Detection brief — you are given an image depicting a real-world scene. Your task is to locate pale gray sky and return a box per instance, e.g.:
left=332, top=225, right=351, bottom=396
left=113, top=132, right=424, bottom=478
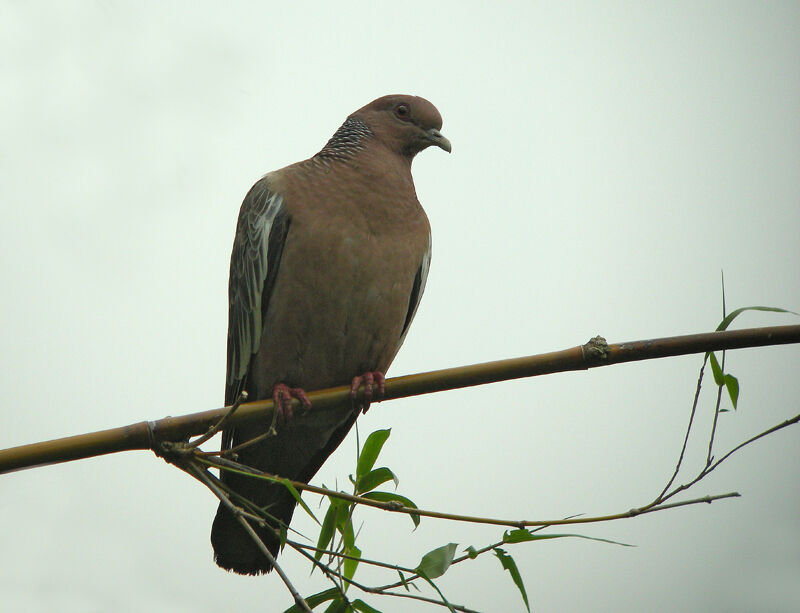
left=1, top=2, right=798, bottom=612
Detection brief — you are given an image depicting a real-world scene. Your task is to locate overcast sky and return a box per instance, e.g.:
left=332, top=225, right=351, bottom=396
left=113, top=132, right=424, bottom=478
left=1, top=2, right=798, bottom=612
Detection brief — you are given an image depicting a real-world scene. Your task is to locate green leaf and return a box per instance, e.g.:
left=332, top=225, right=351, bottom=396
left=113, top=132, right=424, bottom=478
left=503, top=528, right=536, bottom=544
left=361, top=491, right=420, bottom=527
left=716, top=305, right=798, bottom=331
left=281, top=588, right=340, bottom=612
left=494, top=548, right=530, bottom=612
left=322, top=599, right=348, bottom=613
left=502, top=529, right=633, bottom=547
left=724, top=373, right=739, bottom=409
left=710, top=301, right=797, bottom=412
left=331, top=502, right=355, bottom=550
left=396, top=570, right=410, bottom=591
left=356, top=429, right=391, bottom=481
left=708, top=353, right=740, bottom=410
left=279, top=525, right=288, bottom=552
left=315, top=504, right=339, bottom=562
left=464, top=545, right=479, bottom=559
left=709, top=351, right=725, bottom=386
left=279, top=478, right=319, bottom=525
left=356, top=467, right=398, bottom=494
left=351, top=600, right=382, bottom=613
left=330, top=493, right=351, bottom=510
left=343, top=545, right=362, bottom=591
left=415, top=543, right=457, bottom=579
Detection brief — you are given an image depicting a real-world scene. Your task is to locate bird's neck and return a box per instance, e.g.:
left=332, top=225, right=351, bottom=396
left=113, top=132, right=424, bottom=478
left=310, top=117, right=415, bottom=189
left=315, top=117, right=374, bottom=161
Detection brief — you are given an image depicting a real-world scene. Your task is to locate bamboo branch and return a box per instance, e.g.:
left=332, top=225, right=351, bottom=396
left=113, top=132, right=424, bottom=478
left=196, top=455, right=750, bottom=529
left=1, top=324, right=798, bottom=474
left=182, top=461, right=312, bottom=613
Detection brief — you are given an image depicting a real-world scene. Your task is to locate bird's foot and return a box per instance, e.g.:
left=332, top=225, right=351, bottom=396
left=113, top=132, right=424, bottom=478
left=350, top=371, right=386, bottom=413
left=272, top=383, right=311, bottom=424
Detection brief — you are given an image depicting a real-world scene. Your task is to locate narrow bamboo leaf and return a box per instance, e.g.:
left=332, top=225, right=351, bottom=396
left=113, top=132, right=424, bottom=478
left=464, top=545, right=479, bottom=559
left=493, top=548, right=530, bottom=612
left=356, top=467, right=398, bottom=494
left=281, top=588, right=340, bottom=612
left=356, top=429, right=391, bottom=481
left=502, top=529, right=633, bottom=547
left=415, top=543, right=457, bottom=579
left=340, top=513, right=355, bottom=550
left=396, top=570, right=410, bottom=592
left=279, top=525, right=288, bottom=552
left=334, top=503, right=348, bottom=532
left=315, top=504, right=339, bottom=562
left=716, top=305, right=797, bottom=331
left=351, top=599, right=382, bottom=613
left=724, top=374, right=739, bottom=409
left=343, top=545, right=362, bottom=589
left=328, top=490, right=351, bottom=508
left=279, top=478, right=319, bottom=525
left=709, top=351, right=725, bottom=385
left=322, top=599, right=347, bottom=613
left=361, top=491, right=421, bottom=527
left=708, top=353, right=739, bottom=410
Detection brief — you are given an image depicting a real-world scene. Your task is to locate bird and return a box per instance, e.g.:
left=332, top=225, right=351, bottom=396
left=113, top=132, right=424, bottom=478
left=210, top=94, right=451, bottom=575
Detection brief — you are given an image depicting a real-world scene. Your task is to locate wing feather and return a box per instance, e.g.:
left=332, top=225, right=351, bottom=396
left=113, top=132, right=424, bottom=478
left=225, top=178, right=290, bottom=407
left=398, top=232, right=431, bottom=348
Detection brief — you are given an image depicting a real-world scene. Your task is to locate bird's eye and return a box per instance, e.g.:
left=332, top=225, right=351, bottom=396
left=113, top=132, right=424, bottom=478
left=394, top=104, right=410, bottom=119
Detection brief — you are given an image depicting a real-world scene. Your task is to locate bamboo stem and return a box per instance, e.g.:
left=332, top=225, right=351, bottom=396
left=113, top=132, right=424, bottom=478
left=1, top=324, right=797, bottom=474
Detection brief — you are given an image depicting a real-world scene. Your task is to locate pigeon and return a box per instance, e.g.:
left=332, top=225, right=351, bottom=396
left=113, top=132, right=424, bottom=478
left=211, top=94, right=450, bottom=575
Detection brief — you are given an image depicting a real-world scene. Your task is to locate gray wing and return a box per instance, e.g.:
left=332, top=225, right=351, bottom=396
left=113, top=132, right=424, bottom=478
left=225, top=177, right=291, bottom=408
left=397, top=232, right=431, bottom=348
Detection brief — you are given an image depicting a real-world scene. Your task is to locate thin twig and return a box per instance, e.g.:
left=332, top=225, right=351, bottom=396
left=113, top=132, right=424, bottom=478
left=290, top=538, right=477, bottom=611
left=706, top=379, right=724, bottom=466
left=186, top=391, right=248, bottom=450
left=373, top=539, right=504, bottom=593
left=193, top=401, right=797, bottom=536
left=182, top=461, right=312, bottom=613
left=706, top=272, right=728, bottom=465
left=710, top=413, right=800, bottom=471
left=376, top=590, right=483, bottom=613
left=654, top=353, right=708, bottom=505
left=289, top=541, right=418, bottom=574
left=201, top=449, right=744, bottom=528
left=196, top=461, right=296, bottom=531
left=221, top=425, right=277, bottom=458
left=655, top=413, right=800, bottom=505
left=289, top=543, right=353, bottom=606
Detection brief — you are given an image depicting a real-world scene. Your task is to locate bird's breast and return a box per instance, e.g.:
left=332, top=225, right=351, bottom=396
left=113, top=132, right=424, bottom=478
left=247, top=206, right=427, bottom=394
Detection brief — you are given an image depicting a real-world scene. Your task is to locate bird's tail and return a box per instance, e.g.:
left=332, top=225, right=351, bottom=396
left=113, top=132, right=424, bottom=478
left=210, top=479, right=297, bottom=575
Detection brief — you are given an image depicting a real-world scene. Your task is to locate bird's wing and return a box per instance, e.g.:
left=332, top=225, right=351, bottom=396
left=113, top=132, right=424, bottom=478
left=224, top=177, right=291, bottom=426
left=398, top=231, right=431, bottom=348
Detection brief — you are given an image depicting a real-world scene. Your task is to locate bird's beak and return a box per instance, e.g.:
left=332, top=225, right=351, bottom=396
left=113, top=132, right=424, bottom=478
left=426, top=128, right=452, bottom=153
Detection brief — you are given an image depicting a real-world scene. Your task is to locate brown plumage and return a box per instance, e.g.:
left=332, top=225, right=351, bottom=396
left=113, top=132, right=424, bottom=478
left=211, top=95, right=450, bottom=575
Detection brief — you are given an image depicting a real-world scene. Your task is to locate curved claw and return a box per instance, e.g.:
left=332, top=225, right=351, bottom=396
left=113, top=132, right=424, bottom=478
left=272, top=383, right=311, bottom=424
left=350, top=371, right=386, bottom=413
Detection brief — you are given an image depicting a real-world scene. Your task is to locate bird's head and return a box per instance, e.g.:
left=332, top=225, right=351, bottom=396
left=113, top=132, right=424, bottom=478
left=351, top=94, right=452, bottom=160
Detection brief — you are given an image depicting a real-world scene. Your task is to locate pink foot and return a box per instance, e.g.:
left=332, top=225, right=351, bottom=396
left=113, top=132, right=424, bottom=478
left=350, top=371, right=386, bottom=413
left=272, top=383, right=311, bottom=423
